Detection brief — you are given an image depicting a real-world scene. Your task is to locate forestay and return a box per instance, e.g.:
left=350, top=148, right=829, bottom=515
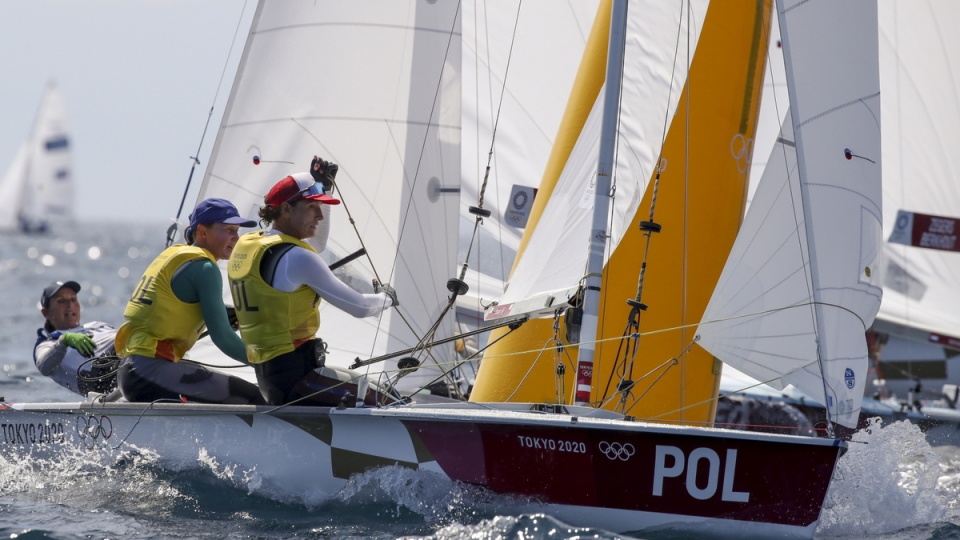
left=697, top=0, right=882, bottom=429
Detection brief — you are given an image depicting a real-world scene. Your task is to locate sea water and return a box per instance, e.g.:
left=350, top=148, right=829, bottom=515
left=2, top=222, right=960, bottom=539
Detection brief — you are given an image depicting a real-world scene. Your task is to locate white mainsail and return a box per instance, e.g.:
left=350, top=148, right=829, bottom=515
left=698, top=0, right=882, bottom=429
left=197, top=2, right=463, bottom=390
left=195, top=1, right=599, bottom=392
left=0, top=82, right=73, bottom=233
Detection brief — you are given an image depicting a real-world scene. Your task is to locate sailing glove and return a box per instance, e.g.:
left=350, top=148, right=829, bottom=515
left=62, top=332, right=96, bottom=357
left=310, top=155, right=339, bottom=192
left=373, top=280, right=399, bottom=307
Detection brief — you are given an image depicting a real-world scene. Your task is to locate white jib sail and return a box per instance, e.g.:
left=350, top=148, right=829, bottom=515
left=698, top=0, right=882, bottom=429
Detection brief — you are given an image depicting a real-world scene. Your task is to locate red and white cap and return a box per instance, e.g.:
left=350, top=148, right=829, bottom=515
left=265, top=172, right=340, bottom=208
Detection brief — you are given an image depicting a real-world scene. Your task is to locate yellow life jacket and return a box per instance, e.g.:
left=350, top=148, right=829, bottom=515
left=115, top=245, right=215, bottom=361
left=228, top=231, right=321, bottom=364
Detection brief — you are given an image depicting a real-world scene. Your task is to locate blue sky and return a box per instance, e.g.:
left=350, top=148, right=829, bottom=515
left=0, top=0, right=256, bottom=224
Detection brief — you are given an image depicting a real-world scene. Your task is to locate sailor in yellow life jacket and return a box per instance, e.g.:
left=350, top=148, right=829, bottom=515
left=115, top=198, right=265, bottom=404
left=228, top=158, right=398, bottom=405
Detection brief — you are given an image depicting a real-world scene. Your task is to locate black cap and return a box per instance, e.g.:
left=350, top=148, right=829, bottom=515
left=40, top=280, right=81, bottom=309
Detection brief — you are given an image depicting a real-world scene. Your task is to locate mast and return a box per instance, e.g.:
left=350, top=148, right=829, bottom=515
left=573, top=0, right=628, bottom=406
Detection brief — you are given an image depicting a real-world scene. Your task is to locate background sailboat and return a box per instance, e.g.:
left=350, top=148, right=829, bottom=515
left=0, top=81, right=74, bottom=234
left=866, top=1, right=960, bottom=402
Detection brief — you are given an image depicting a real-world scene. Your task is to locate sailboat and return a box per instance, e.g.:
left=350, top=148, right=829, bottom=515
left=0, top=1, right=879, bottom=536
left=0, top=81, right=74, bottom=234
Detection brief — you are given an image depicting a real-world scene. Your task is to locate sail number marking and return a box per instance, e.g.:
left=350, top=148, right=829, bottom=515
left=653, top=445, right=750, bottom=502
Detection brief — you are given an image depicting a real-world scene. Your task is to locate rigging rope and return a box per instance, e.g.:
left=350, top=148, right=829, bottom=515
left=165, top=0, right=251, bottom=247
left=593, top=0, right=689, bottom=410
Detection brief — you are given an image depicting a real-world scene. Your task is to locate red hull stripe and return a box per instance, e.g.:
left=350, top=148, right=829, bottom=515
left=406, top=420, right=838, bottom=527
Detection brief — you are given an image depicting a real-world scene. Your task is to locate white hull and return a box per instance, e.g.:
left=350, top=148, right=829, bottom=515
left=1, top=400, right=839, bottom=537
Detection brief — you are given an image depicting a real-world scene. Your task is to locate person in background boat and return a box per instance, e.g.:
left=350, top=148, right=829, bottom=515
left=114, top=198, right=265, bottom=405
left=228, top=158, right=399, bottom=405
left=34, top=280, right=120, bottom=399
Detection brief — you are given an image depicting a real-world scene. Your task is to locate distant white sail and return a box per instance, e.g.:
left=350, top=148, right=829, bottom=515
left=0, top=143, right=28, bottom=231
left=459, top=1, right=598, bottom=286
left=0, top=82, right=73, bottom=233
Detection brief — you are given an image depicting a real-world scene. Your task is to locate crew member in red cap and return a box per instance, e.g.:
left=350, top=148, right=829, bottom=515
left=115, top=198, right=265, bottom=404
left=228, top=157, right=398, bottom=405
left=34, top=280, right=119, bottom=398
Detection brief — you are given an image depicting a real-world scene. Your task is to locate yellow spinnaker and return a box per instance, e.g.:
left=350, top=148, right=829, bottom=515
left=472, top=0, right=771, bottom=427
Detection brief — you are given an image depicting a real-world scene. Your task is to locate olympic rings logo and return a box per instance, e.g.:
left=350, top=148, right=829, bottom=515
left=76, top=415, right=113, bottom=448
left=730, top=133, right=754, bottom=174
left=599, top=441, right=635, bottom=461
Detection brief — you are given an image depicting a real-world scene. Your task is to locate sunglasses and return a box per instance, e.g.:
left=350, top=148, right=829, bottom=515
left=285, top=182, right=326, bottom=205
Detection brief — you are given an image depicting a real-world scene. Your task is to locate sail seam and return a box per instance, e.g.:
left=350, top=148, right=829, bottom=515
left=254, top=22, right=462, bottom=38
left=797, top=91, right=880, bottom=127
left=222, top=118, right=457, bottom=129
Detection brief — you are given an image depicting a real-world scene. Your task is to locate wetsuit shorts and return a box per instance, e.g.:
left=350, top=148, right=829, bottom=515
left=118, top=355, right=264, bottom=405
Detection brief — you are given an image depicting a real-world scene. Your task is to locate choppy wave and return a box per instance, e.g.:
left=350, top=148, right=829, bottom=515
left=818, top=418, right=960, bottom=538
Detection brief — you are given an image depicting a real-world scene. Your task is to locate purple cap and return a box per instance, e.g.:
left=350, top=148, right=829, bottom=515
left=189, top=198, right=257, bottom=229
